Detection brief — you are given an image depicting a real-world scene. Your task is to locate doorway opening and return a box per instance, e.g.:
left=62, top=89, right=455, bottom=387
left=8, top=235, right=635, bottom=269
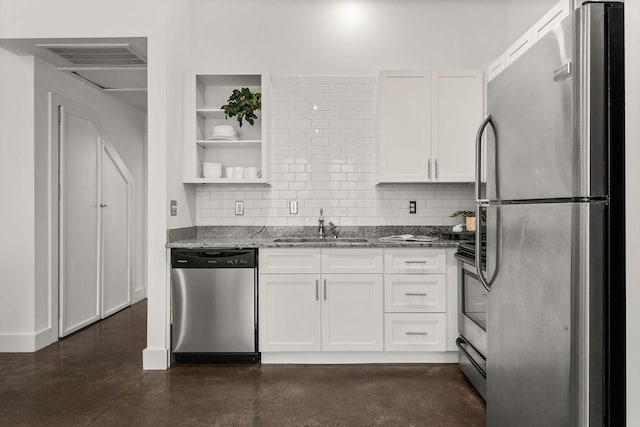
left=0, top=37, right=148, bottom=346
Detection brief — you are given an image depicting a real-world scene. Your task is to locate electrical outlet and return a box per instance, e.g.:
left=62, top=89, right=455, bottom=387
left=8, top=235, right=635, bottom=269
left=289, top=200, right=298, bottom=215
left=409, top=201, right=417, bottom=214
left=235, top=201, right=244, bottom=215
left=170, top=200, right=177, bottom=216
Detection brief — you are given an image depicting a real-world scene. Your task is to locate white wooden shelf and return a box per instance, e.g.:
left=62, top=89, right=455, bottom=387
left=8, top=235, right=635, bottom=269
left=196, top=140, right=262, bottom=149
left=184, top=177, right=269, bottom=185
left=196, top=108, right=225, bottom=119
left=184, top=73, right=268, bottom=184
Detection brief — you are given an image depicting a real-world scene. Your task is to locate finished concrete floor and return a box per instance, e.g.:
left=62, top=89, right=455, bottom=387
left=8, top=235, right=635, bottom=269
left=0, top=301, right=486, bottom=426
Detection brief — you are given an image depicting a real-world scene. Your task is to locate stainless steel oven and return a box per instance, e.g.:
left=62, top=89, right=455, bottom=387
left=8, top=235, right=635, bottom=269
left=455, top=242, right=487, bottom=400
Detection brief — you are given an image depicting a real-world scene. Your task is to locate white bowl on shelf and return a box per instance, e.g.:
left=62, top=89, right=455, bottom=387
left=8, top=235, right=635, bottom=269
left=202, top=162, right=222, bottom=178
left=213, top=125, right=237, bottom=136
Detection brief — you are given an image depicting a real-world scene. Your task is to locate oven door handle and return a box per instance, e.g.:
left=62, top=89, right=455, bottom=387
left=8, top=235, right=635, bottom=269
left=456, top=337, right=486, bottom=379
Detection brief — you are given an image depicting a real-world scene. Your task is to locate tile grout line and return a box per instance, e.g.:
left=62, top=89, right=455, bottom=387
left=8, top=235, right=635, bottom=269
left=87, top=370, right=150, bottom=426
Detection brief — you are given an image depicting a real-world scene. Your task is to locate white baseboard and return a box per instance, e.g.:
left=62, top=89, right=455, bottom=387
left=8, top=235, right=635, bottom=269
left=34, top=327, right=57, bottom=351
left=132, top=287, right=147, bottom=304
left=143, top=347, right=169, bottom=370
left=0, top=333, right=37, bottom=352
left=260, top=351, right=459, bottom=364
left=0, top=327, right=58, bottom=353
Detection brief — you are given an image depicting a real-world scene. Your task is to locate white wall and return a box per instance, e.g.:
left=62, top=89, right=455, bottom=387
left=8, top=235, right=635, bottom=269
left=0, top=48, right=36, bottom=351
left=32, top=57, right=147, bottom=345
left=504, top=0, right=558, bottom=44
left=188, top=0, right=508, bottom=228
left=192, top=0, right=508, bottom=74
left=0, top=0, right=184, bottom=367
left=626, top=0, right=640, bottom=424
left=166, top=1, right=195, bottom=229
left=196, top=75, right=475, bottom=226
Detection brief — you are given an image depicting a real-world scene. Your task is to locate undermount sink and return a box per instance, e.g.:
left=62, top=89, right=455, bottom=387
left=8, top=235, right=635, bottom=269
left=272, top=237, right=368, bottom=243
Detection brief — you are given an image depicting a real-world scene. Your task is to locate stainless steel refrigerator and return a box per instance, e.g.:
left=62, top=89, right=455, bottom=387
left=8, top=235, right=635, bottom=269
left=474, top=3, right=625, bottom=426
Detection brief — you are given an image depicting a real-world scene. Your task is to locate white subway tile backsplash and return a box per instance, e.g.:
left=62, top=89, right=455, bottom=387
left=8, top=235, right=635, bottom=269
left=195, top=75, right=475, bottom=227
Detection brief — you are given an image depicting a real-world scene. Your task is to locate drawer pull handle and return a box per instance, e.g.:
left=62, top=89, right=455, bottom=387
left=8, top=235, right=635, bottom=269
left=405, top=332, right=428, bottom=336
left=405, top=292, right=427, bottom=296
left=405, top=260, right=427, bottom=264
left=315, top=280, right=319, bottom=301
left=324, top=279, right=327, bottom=300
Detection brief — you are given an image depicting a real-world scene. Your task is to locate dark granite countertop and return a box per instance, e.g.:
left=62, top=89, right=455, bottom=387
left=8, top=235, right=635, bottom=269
left=166, top=226, right=473, bottom=249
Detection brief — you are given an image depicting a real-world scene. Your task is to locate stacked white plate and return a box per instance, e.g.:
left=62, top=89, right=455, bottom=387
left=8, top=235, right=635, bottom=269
left=206, top=125, right=238, bottom=140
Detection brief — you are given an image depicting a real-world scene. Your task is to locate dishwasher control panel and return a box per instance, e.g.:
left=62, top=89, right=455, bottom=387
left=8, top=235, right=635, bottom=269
left=171, top=249, right=257, bottom=268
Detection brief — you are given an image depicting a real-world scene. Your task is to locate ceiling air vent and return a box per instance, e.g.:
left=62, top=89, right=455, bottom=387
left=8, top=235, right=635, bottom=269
left=36, top=43, right=146, bottom=66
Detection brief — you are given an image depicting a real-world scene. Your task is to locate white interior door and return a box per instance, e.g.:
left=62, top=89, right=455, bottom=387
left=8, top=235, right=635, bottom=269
left=59, top=106, right=101, bottom=337
left=101, top=143, right=133, bottom=318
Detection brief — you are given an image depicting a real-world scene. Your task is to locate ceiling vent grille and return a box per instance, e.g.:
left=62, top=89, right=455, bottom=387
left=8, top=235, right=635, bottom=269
left=36, top=43, right=146, bottom=66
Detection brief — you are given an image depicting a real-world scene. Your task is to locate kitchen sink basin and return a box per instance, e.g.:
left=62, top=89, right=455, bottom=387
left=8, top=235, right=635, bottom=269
left=272, top=237, right=368, bottom=243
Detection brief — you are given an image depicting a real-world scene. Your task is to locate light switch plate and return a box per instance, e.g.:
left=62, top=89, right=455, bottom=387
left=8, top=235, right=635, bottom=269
left=170, top=200, right=177, bottom=216
left=409, top=201, right=417, bottom=214
left=235, top=201, right=244, bottom=215
left=289, top=200, right=298, bottom=215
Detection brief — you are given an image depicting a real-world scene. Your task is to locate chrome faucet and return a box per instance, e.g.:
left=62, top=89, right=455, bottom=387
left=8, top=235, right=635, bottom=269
left=328, top=222, right=338, bottom=239
left=318, top=209, right=326, bottom=238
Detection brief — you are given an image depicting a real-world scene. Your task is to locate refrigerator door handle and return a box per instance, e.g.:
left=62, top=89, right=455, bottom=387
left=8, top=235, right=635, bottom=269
left=475, top=114, right=493, bottom=205
left=475, top=114, right=495, bottom=292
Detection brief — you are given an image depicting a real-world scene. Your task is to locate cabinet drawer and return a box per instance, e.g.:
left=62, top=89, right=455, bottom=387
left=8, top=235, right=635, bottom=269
left=384, top=249, right=445, bottom=274
left=384, top=274, right=446, bottom=312
left=384, top=313, right=446, bottom=352
left=322, top=249, right=383, bottom=274
left=260, top=249, right=321, bottom=274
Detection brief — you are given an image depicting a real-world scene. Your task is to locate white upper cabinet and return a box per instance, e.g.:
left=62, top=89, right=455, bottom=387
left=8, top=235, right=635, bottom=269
left=377, top=70, right=432, bottom=182
left=431, top=70, right=484, bottom=182
left=377, top=69, right=483, bottom=183
left=183, top=73, right=268, bottom=184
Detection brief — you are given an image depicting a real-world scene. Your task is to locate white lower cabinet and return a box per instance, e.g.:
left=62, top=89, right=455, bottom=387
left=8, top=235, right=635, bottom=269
left=383, top=249, right=449, bottom=352
left=259, top=247, right=456, bottom=361
left=384, top=313, right=446, bottom=352
left=259, top=248, right=383, bottom=353
left=384, top=274, right=446, bottom=312
left=322, top=274, right=383, bottom=351
left=259, top=274, right=321, bottom=351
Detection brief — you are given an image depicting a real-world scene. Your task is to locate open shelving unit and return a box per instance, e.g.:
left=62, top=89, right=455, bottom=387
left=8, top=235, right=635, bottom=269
left=183, top=74, right=268, bottom=184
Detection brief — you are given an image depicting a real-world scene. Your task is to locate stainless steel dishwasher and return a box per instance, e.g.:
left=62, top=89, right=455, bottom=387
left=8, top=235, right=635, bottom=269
left=170, top=248, right=259, bottom=363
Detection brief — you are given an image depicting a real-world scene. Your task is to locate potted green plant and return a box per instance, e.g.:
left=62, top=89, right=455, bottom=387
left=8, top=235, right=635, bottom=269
left=451, top=210, right=486, bottom=232
left=221, top=87, right=262, bottom=127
